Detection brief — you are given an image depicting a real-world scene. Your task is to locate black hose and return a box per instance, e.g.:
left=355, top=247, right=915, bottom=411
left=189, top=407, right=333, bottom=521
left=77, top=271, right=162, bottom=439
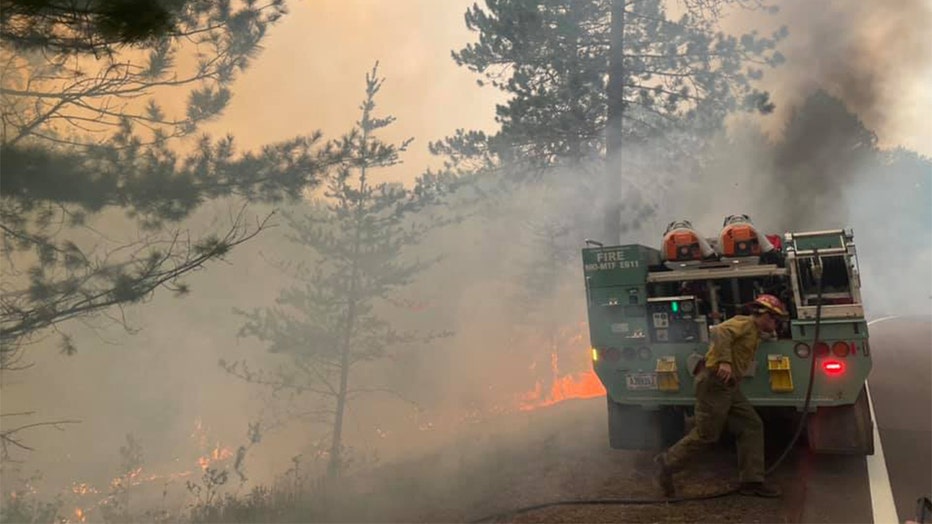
left=469, top=256, right=826, bottom=524
left=766, top=261, right=823, bottom=475
left=469, top=490, right=735, bottom=523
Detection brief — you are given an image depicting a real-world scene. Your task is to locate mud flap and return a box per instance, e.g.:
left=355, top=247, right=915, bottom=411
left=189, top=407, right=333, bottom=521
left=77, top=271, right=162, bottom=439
left=607, top=397, right=685, bottom=450
left=806, top=386, right=875, bottom=455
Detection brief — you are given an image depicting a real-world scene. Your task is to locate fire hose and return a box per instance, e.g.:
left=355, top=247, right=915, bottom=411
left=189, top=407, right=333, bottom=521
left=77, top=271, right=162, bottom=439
left=470, top=257, right=827, bottom=523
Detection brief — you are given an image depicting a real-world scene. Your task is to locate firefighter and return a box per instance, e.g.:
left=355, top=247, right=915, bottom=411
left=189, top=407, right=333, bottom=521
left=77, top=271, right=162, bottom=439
left=653, top=294, right=789, bottom=498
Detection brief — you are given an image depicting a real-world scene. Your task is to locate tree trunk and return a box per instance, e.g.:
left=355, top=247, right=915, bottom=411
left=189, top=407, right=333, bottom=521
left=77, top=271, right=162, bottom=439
left=327, top=130, right=369, bottom=480
left=328, top=297, right=354, bottom=480
left=604, top=0, right=625, bottom=244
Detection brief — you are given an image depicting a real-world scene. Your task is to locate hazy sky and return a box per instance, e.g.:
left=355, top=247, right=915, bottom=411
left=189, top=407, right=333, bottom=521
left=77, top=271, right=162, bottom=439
left=204, top=0, right=931, bottom=185
left=202, top=0, right=505, bottom=182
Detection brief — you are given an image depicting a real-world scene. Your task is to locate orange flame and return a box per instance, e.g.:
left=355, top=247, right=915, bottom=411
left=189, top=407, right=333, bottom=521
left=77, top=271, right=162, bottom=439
left=71, top=483, right=99, bottom=496
left=519, top=365, right=605, bottom=410
left=197, top=443, right=234, bottom=471
left=518, top=324, right=606, bottom=411
left=55, top=419, right=238, bottom=523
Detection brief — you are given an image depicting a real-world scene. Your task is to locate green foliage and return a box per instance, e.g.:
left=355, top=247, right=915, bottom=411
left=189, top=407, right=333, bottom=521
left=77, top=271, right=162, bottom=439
left=228, top=64, right=451, bottom=480
left=436, top=0, right=786, bottom=166
left=0, top=0, right=287, bottom=57
left=0, top=124, right=327, bottom=227
left=427, top=0, right=790, bottom=359
left=1, top=0, right=287, bottom=149
left=2, top=0, right=179, bottom=54
left=0, top=0, right=338, bottom=362
left=0, top=206, right=278, bottom=369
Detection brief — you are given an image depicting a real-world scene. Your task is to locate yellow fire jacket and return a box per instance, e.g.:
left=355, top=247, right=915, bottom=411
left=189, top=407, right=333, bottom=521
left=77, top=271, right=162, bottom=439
left=704, top=315, right=761, bottom=378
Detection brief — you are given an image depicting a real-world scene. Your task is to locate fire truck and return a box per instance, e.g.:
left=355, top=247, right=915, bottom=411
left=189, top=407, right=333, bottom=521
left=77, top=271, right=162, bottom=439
left=582, top=216, right=874, bottom=455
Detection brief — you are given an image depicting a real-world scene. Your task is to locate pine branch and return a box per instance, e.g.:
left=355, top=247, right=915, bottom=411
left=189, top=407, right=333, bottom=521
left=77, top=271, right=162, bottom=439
left=1, top=211, right=275, bottom=367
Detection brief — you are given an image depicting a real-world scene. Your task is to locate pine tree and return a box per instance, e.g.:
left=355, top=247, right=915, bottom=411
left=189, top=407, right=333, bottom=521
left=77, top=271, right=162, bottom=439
left=225, top=64, right=450, bottom=480
left=430, top=0, right=787, bottom=395
left=437, top=0, right=785, bottom=167
left=0, top=0, right=268, bottom=56
left=0, top=0, right=334, bottom=364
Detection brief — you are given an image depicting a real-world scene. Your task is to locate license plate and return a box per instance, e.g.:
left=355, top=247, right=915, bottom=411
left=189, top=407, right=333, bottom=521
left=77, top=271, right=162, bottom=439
left=625, top=372, right=658, bottom=390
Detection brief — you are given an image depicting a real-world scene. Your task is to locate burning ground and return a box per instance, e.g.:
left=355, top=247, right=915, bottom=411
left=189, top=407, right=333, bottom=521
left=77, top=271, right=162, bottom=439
left=2, top=418, right=241, bottom=524
left=0, top=294, right=610, bottom=523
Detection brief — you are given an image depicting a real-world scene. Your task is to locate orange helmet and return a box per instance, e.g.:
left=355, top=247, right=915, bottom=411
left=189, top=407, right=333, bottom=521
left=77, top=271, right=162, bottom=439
left=752, top=294, right=789, bottom=318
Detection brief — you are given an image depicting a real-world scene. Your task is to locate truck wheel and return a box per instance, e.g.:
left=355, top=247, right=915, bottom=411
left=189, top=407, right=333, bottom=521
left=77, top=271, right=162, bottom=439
left=806, top=386, right=875, bottom=455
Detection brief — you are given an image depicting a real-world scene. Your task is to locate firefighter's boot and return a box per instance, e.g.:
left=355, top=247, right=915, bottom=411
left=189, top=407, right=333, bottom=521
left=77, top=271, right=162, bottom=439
left=653, top=453, right=675, bottom=498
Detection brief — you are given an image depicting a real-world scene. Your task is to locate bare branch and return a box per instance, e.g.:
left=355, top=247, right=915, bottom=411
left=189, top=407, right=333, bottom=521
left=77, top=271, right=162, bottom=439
left=0, top=415, right=81, bottom=460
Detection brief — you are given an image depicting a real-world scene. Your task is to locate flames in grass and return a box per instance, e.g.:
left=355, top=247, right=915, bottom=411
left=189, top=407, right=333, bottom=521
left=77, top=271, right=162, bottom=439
left=518, top=323, right=605, bottom=411
left=55, top=419, right=236, bottom=523
left=53, top=324, right=602, bottom=522
left=518, top=352, right=605, bottom=411
left=197, top=443, right=235, bottom=471
left=192, top=417, right=236, bottom=471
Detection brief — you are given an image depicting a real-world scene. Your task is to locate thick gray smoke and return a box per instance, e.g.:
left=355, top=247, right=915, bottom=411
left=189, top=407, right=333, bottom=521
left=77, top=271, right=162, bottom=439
left=768, top=0, right=932, bottom=317
left=748, top=0, right=932, bottom=146
left=649, top=0, right=932, bottom=318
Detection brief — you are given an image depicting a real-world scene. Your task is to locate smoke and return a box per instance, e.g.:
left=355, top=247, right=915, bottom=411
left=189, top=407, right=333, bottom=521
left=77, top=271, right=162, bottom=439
left=663, top=0, right=932, bottom=317
left=736, top=0, right=932, bottom=154
left=768, top=0, right=932, bottom=316
left=0, top=164, right=606, bottom=522
left=0, top=202, right=294, bottom=496
left=2, top=1, right=930, bottom=521
left=200, top=0, right=505, bottom=182
left=783, top=1, right=929, bottom=126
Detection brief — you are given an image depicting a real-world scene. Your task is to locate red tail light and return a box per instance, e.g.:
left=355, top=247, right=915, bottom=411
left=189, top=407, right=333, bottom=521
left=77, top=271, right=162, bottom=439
left=814, top=342, right=830, bottom=357
left=831, top=341, right=850, bottom=357
left=823, top=360, right=845, bottom=375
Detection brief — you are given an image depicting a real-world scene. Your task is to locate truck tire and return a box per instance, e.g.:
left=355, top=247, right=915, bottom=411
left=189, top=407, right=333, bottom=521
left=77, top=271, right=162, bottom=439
left=806, top=386, right=875, bottom=455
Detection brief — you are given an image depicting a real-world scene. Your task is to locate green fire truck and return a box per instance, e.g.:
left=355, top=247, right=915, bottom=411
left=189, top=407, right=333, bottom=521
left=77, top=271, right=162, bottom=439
left=582, top=225, right=874, bottom=455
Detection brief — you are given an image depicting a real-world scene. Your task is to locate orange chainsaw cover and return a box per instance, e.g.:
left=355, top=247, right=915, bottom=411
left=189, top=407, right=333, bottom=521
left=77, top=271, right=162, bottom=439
left=663, top=230, right=704, bottom=261
left=720, top=224, right=762, bottom=257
